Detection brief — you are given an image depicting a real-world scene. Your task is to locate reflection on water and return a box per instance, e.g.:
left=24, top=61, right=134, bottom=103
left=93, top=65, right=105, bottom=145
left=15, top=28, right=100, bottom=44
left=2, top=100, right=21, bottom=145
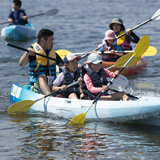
left=7, top=113, right=160, bottom=159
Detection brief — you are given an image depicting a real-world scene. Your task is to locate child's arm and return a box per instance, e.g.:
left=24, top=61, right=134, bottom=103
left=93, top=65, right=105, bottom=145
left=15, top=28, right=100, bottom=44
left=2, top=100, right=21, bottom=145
left=52, top=85, right=67, bottom=91
left=104, top=69, right=118, bottom=78
left=8, top=10, right=13, bottom=23
left=110, top=44, right=123, bottom=56
left=52, top=73, right=67, bottom=91
left=84, top=74, right=101, bottom=93
left=22, top=10, right=27, bottom=20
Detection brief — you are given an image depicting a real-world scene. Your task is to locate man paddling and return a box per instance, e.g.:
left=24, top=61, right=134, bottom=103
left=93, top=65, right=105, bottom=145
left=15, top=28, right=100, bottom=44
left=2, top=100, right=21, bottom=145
left=8, top=0, right=28, bottom=25
left=19, top=28, right=64, bottom=95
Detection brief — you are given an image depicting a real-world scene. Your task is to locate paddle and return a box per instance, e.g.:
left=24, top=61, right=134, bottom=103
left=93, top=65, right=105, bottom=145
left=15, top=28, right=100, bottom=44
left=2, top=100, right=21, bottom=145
left=109, top=88, right=139, bottom=99
left=0, top=40, right=63, bottom=63
left=67, top=35, right=150, bottom=126
left=73, top=46, right=157, bottom=57
left=106, top=52, right=141, bottom=70
left=7, top=81, right=79, bottom=114
left=55, top=50, right=71, bottom=60
left=117, top=8, right=160, bottom=39
left=55, top=50, right=129, bottom=88
left=0, top=9, right=59, bottom=25
left=101, top=46, right=157, bottom=57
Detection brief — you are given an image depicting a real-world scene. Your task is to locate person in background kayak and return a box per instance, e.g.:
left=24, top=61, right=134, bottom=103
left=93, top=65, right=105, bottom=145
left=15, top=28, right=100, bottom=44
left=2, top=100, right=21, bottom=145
left=52, top=53, right=84, bottom=99
left=19, top=28, right=64, bottom=95
left=94, top=30, right=123, bottom=62
left=8, top=0, right=28, bottom=25
left=107, top=18, right=140, bottom=50
left=83, top=53, right=131, bottom=101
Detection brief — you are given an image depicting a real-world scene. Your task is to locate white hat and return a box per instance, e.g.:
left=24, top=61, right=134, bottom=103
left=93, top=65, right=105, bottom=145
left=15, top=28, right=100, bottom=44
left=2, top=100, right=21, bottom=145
left=87, top=53, right=102, bottom=64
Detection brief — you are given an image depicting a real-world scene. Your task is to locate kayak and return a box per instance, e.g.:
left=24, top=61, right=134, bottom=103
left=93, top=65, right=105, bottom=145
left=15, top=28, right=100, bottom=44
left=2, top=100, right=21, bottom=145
left=102, top=55, right=148, bottom=76
left=9, top=83, right=160, bottom=126
left=1, top=23, right=36, bottom=41
left=74, top=52, right=148, bottom=77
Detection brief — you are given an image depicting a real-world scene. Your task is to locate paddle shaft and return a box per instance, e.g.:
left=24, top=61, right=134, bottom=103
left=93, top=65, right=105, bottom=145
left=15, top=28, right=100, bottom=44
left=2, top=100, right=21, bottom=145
left=78, top=46, right=102, bottom=60
left=83, top=37, right=149, bottom=113
left=87, top=54, right=135, bottom=113
left=109, top=88, right=139, bottom=99
left=7, top=43, right=62, bottom=63
left=117, top=8, right=160, bottom=39
left=35, top=81, right=79, bottom=102
left=0, top=9, right=58, bottom=25
left=117, top=19, right=152, bottom=39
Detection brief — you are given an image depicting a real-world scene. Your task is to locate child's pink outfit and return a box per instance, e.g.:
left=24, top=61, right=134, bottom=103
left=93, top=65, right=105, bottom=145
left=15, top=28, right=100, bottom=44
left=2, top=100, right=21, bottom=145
left=84, top=69, right=115, bottom=93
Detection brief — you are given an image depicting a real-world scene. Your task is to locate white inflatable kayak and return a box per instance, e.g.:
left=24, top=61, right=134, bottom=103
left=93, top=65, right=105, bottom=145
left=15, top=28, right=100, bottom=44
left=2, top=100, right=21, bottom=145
left=9, top=83, right=160, bottom=126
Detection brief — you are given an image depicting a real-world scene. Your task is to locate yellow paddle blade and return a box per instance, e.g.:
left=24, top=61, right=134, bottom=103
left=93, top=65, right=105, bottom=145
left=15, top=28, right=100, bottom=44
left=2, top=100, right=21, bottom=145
left=116, top=31, right=126, bottom=45
left=55, top=50, right=71, bottom=60
left=143, top=46, right=157, bottom=56
left=67, top=112, right=86, bottom=126
left=134, top=35, right=150, bottom=57
left=113, top=52, right=141, bottom=68
left=7, top=100, right=35, bottom=114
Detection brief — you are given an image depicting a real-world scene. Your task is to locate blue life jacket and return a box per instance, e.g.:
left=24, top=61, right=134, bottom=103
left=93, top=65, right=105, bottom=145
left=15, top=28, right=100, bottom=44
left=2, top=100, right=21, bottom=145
left=9, top=9, right=27, bottom=25
left=28, top=43, right=57, bottom=83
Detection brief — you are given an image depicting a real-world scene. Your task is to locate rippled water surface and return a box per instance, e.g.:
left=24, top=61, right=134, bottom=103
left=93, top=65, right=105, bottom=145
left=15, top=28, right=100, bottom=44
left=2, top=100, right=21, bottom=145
left=1, top=0, right=160, bottom=159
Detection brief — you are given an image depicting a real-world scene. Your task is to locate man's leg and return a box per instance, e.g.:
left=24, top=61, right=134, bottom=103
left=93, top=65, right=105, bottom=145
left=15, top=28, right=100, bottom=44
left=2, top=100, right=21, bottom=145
left=37, top=74, right=51, bottom=95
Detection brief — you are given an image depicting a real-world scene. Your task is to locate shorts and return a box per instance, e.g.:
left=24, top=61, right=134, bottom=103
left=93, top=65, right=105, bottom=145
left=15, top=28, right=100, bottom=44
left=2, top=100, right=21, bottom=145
left=62, top=92, right=80, bottom=99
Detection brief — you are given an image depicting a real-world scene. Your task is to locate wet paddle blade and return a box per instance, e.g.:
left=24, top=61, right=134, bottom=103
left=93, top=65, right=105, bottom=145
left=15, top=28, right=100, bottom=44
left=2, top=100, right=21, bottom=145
left=56, top=50, right=71, bottom=60
left=45, top=9, right=59, bottom=15
left=113, top=52, right=141, bottom=68
left=151, top=8, right=160, bottom=19
left=143, top=46, right=157, bottom=56
left=67, top=112, right=86, bottom=126
left=134, top=35, right=150, bottom=57
left=7, top=100, right=35, bottom=114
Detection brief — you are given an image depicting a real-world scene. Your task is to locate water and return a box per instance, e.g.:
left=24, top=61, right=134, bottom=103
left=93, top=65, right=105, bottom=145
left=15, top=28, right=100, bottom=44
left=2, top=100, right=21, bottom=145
left=1, top=0, right=160, bottom=159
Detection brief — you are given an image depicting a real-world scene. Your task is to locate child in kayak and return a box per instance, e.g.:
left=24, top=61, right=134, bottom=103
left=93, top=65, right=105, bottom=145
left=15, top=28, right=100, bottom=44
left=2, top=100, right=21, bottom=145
left=52, top=53, right=84, bottom=99
left=8, top=0, right=28, bottom=25
left=94, top=30, right=123, bottom=62
left=83, top=53, right=131, bottom=101
left=107, top=18, right=140, bottom=50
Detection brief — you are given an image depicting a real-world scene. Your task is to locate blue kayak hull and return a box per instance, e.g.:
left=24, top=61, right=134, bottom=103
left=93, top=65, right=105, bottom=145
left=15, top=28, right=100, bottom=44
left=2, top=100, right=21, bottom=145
left=1, top=23, right=36, bottom=41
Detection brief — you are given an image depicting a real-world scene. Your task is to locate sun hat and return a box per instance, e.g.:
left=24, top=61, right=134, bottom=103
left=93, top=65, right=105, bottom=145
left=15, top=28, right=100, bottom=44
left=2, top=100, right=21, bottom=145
left=87, top=53, right=102, bottom=64
left=109, top=18, right=125, bottom=30
left=104, top=30, right=116, bottom=40
left=63, top=53, right=81, bottom=64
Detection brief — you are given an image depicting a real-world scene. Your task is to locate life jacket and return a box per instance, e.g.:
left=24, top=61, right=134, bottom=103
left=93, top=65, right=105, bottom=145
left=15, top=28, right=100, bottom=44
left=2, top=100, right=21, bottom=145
left=10, top=9, right=28, bottom=25
left=116, top=31, right=132, bottom=50
left=60, top=66, right=80, bottom=97
left=101, top=42, right=121, bottom=62
left=28, top=42, right=56, bottom=83
left=82, top=64, right=108, bottom=96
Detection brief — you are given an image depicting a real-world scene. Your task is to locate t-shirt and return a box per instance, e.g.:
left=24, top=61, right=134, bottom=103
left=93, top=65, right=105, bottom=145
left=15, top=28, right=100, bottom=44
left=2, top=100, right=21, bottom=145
left=53, top=72, right=75, bottom=86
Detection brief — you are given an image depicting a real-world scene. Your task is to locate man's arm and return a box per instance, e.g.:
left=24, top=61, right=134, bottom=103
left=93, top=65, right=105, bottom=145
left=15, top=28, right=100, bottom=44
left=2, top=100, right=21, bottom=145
left=19, top=48, right=35, bottom=66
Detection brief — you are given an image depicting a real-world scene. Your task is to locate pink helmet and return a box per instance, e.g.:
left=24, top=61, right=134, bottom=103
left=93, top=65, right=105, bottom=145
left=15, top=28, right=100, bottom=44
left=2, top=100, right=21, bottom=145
left=104, top=30, right=116, bottom=40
